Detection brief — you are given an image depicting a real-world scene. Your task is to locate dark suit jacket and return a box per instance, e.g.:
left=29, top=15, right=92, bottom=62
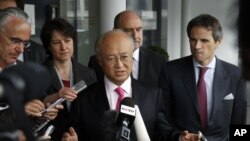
left=157, top=55, right=247, bottom=141
left=88, top=47, right=166, bottom=87
left=23, top=40, right=46, bottom=64
left=70, top=78, right=164, bottom=141
left=43, top=58, right=97, bottom=141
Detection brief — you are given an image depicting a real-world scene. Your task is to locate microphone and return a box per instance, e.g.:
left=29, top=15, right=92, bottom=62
left=103, top=110, right=118, bottom=141
left=33, top=80, right=88, bottom=137
left=115, top=97, right=136, bottom=141
left=40, top=80, right=87, bottom=114
left=1, top=62, right=51, bottom=102
left=0, top=62, right=51, bottom=141
left=134, top=105, right=150, bottom=141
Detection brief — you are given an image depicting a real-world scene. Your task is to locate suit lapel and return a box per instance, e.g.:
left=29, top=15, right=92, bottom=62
left=131, top=79, right=144, bottom=107
left=138, top=48, right=148, bottom=81
left=49, top=64, right=63, bottom=91
left=181, top=56, right=200, bottom=113
left=89, top=82, right=110, bottom=116
left=209, top=59, right=228, bottom=122
left=23, top=48, right=30, bottom=61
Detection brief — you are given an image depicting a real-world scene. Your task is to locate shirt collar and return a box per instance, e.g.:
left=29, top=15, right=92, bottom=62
left=193, top=56, right=216, bottom=69
left=133, top=48, right=140, bottom=61
left=104, top=76, right=132, bottom=94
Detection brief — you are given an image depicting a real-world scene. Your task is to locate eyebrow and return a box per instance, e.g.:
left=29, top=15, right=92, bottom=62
left=10, top=37, right=29, bottom=42
left=123, top=26, right=142, bottom=30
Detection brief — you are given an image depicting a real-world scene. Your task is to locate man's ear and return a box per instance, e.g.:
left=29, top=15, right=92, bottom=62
left=96, top=55, right=102, bottom=67
left=215, top=39, right=222, bottom=49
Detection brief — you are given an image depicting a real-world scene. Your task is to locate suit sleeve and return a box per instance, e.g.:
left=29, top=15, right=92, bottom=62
left=230, top=73, right=247, bottom=124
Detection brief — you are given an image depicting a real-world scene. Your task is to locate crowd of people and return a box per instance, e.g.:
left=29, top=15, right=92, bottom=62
left=0, top=0, right=248, bottom=141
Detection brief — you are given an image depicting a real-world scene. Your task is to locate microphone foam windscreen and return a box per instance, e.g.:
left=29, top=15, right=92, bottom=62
left=2, top=62, right=51, bottom=102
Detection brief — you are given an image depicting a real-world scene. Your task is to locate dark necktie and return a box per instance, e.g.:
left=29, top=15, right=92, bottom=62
left=197, top=67, right=208, bottom=129
left=114, top=87, right=125, bottom=111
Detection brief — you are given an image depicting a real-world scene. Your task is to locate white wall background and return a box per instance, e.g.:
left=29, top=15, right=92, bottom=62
left=167, top=0, right=239, bottom=65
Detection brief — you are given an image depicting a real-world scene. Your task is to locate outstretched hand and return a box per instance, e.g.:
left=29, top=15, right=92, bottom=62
left=61, top=127, right=78, bottom=141
left=180, top=130, right=202, bottom=141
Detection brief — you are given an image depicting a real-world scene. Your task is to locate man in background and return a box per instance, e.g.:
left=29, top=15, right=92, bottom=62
left=0, top=0, right=46, bottom=64
left=88, top=10, right=166, bottom=87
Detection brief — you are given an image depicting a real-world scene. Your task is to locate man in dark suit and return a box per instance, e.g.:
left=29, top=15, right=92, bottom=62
left=88, top=10, right=166, bottom=87
left=71, top=30, right=165, bottom=141
left=0, top=0, right=46, bottom=64
left=156, top=14, right=247, bottom=141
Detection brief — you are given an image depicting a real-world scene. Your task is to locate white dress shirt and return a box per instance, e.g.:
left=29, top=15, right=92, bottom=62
left=104, top=76, right=132, bottom=110
left=132, top=48, right=139, bottom=79
left=193, top=57, right=216, bottom=120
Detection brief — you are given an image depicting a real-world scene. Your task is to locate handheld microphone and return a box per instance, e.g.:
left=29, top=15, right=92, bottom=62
left=0, top=62, right=51, bottom=141
left=33, top=80, right=88, bottom=136
left=115, top=97, right=136, bottom=141
left=134, top=105, right=150, bottom=141
left=40, top=80, right=87, bottom=114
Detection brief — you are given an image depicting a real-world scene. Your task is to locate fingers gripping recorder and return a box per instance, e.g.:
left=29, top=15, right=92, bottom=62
left=41, top=80, right=87, bottom=113
left=33, top=80, right=87, bottom=135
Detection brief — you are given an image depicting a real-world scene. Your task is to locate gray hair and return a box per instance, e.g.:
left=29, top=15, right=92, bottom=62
left=0, top=7, right=30, bottom=31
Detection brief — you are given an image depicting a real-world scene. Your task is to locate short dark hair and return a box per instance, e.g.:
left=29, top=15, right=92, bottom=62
left=40, top=18, right=76, bottom=58
left=187, top=14, right=223, bottom=42
left=113, top=12, right=123, bottom=29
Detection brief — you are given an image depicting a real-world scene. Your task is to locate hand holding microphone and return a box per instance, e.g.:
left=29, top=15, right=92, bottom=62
left=41, top=80, right=87, bottom=114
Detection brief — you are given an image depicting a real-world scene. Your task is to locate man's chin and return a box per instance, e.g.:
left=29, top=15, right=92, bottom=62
left=134, top=42, right=141, bottom=48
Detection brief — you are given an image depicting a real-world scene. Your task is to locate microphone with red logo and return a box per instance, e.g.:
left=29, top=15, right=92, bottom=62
left=115, top=97, right=136, bottom=141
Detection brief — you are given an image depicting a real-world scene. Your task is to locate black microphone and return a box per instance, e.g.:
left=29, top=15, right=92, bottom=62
left=1, top=62, right=50, bottom=102
left=0, top=62, right=51, bottom=141
left=103, top=110, right=118, bottom=141
left=115, top=97, right=136, bottom=141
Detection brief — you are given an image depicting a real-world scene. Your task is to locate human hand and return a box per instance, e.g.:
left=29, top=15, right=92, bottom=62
left=61, top=127, right=78, bottom=141
left=42, top=103, right=64, bottom=120
left=25, top=99, right=45, bottom=117
left=58, top=87, right=77, bottom=101
left=180, top=130, right=201, bottom=141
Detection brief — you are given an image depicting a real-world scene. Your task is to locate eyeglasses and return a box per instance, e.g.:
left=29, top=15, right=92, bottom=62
left=103, top=54, right=132, bottom=64
left=0, top=33, right=30, bottom=48
left=9, top=37, right=30, bottom=48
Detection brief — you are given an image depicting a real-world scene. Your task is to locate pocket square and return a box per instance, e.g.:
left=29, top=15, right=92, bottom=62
left=223, top=93, right=234, bottom=100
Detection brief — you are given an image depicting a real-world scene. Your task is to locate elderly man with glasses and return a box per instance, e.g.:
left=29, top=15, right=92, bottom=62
left=0, top=7, right=31, bottom=71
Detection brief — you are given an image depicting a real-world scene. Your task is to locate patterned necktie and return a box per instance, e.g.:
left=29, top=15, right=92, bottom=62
left=197, top=67, right=208, bottom=129
left=115, top=87, right=125, bottom=111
